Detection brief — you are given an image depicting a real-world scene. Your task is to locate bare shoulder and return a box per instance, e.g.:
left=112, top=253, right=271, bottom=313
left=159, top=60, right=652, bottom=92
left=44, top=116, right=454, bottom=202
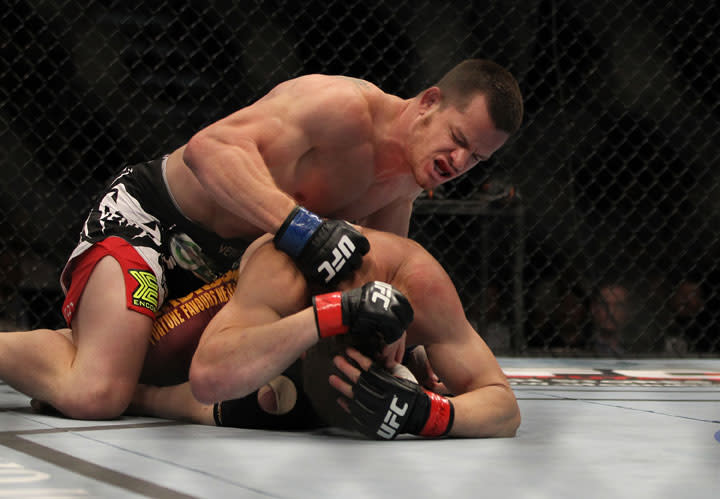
left=385, top=236, right=469, bottom=339
left=367, top=230, right=456, bottom=305
left=273, top=74, right=384, bottom=101
left=272, top=75, right=386, bottom=127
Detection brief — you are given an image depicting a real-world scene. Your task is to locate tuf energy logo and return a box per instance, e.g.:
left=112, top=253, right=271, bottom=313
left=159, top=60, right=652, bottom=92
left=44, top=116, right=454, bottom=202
left=377, top=395, right=408, bottom=439
left=317, top=235, right=356, bottom=283
left=129, top=269, right=159, bottom=312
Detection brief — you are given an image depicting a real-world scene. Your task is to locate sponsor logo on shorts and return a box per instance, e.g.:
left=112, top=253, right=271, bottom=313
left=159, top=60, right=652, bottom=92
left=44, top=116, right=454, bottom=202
left=129, top=269, right=159, bottom=312
left=63, top=301, right=75, bottom=323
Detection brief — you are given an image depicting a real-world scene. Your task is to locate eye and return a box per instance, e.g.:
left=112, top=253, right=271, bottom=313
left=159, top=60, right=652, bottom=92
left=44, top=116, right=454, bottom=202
left=450, top=130, right=466, bottom=147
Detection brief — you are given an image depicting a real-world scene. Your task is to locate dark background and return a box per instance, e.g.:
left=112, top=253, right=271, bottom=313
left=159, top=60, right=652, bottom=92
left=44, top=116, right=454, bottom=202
left=2, top=0, right=719, bottom=356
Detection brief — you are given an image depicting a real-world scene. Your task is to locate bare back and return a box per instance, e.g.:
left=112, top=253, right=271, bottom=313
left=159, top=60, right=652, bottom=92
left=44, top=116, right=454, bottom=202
left=165, top=75, right=422, bottom=239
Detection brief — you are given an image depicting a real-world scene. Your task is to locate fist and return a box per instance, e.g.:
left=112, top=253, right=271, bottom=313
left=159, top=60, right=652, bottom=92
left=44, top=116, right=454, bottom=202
left=312, top=281, right=414, bottom=346
left=342, top=282, right=414, bottom=345
left=274, top=207, right=370, bottom=287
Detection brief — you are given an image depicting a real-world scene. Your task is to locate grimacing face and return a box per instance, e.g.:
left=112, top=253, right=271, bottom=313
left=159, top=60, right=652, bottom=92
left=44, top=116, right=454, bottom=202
left=409, top=91, right=509, bottom=191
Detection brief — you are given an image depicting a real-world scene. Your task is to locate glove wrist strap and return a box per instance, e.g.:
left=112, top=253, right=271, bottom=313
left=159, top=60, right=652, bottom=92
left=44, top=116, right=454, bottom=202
left=313, top=292, right=348, bottom=338
left=419, top=391, right=454, bottom=437
left=274, top=206, right=322, bottom=257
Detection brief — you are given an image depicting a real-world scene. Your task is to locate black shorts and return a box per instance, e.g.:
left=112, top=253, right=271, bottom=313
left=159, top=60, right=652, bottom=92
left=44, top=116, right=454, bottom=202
left=61, top=156, right=250, bottom=320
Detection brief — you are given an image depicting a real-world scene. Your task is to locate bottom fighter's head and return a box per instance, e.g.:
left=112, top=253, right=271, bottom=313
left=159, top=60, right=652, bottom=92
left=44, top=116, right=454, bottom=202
left=301, top=335, right=418, bottom=434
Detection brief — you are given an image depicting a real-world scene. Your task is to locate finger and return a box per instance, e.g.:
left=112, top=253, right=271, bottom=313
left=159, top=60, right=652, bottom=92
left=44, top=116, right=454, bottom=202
left=434, top=382, right=450, bottom=395
left=381, top=332, right=406, bottom=368
left=333, top=354, right=362, bottom=383
left=336, top=397, right=350, bottom=413
left=345, top=347, right=373, bottom=371
left=329, top=373, right=353, bottom=399
left=395, top=333, right=407, bottom=363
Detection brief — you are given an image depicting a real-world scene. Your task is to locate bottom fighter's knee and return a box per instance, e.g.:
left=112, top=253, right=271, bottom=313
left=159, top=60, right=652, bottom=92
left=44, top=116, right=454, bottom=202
left=54, top=379, right=135, bottom=420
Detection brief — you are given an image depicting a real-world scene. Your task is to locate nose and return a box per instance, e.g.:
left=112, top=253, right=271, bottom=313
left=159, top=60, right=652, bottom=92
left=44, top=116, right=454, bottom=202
left=450, top=148, right=471, bottom=173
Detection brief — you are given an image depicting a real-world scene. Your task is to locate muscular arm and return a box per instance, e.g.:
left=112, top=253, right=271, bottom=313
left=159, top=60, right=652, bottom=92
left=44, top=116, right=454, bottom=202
left=405, top=259, right=520, bottom=438
left=189, top=243, right=318, bottom=403
left=183, top=76, right=375, bottom=234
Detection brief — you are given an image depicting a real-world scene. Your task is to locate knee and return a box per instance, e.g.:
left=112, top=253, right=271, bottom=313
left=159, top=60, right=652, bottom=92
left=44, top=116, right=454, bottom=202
left=55, top=379, right=135, bottom=420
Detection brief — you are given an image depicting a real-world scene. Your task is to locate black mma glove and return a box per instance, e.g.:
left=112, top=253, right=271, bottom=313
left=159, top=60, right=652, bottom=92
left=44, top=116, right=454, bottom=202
left=274, top=206, right=370, bottom=287
left=312, top=281, right=413, bottom=344
left=349, top=364, right=454, bottom=440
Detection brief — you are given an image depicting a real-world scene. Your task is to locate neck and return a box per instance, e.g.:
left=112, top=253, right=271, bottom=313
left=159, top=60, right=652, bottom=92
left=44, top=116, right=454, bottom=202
left=373, top=97, right=419, bottom=180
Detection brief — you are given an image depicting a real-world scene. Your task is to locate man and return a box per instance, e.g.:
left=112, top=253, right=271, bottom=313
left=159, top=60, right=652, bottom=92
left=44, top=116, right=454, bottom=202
left=129, top=228, right=520, bottom=439
left=0, top=59, right=523, bottom=421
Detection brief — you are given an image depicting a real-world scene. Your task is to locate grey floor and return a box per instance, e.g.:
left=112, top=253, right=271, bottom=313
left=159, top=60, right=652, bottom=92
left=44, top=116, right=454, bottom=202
left=1, top=358, right=718, bottom=499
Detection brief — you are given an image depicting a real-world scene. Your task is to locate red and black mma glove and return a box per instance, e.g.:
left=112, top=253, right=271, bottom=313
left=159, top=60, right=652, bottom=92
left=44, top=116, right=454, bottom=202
left=312, top=281, right=413, bottom=344
left=349, top=365, right=454, bottom=440
left=274, top=206, right=370, bottom=287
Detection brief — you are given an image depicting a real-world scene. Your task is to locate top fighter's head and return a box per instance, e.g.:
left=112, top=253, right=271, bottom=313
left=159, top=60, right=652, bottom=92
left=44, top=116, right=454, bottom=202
left=407, top=59, right=523, bottom=191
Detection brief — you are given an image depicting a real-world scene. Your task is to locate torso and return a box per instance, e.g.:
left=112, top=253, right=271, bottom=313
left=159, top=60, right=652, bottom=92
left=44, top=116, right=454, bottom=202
left=164, top=75, right=422, bottom=238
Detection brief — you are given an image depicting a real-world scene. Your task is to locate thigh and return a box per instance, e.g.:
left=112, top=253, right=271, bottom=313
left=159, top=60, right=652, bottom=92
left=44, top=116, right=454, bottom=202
left=70, top=256, right=153, bottom=388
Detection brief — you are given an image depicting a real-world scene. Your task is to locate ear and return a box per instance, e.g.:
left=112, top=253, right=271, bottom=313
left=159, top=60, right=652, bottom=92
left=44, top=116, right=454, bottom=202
left=418, top=87, right=442, bottom=115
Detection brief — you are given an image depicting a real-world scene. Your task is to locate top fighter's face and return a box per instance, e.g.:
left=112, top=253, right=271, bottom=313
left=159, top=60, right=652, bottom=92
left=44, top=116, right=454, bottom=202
left=408, top=90, right=509, bottom=191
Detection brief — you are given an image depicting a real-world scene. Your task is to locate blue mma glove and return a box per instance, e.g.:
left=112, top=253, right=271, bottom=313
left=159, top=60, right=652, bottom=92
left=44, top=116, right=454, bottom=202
left=274, top=206, right=370, bottom=287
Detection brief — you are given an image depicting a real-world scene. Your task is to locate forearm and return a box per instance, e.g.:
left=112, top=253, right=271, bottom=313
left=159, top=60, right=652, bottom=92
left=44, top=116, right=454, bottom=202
left=190, top=308, right=318, bottom=403
left=447, top=384, right=520, bottom=438
left=184, top=134, right=296, bottom=233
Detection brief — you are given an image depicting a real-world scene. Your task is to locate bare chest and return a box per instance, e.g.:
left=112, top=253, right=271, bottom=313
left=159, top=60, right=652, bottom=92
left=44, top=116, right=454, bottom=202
left=280, top=148, right=419, bottom=221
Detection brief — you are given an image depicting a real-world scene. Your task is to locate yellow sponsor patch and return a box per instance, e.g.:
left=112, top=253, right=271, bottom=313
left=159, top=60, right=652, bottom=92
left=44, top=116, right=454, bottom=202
left=129, top=269, right=159, bottom=312
left=149, top=269, right=237, bottom=345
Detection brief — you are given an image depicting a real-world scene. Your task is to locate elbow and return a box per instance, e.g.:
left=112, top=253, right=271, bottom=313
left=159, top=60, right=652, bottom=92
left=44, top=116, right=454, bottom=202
left=183, top=132, right=213, bottom=174
left=498, top=393, right=522, bottom=437
left=188, top=360, right=223, bottom=404
left=503, top=405, right=522, bottom=437
left=188, top=355, right=256, bottom=405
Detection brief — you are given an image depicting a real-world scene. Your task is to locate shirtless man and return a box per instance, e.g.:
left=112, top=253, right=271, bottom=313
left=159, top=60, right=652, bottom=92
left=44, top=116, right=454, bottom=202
left=131, top=228, right=520, bottom=439
left=0, top=59, right=523, bottom=420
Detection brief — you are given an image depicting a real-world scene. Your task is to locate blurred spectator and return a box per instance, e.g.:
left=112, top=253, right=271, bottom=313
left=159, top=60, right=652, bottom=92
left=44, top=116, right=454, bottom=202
left=525, top=278, right=590, bottom=353
left=552, top=285, right=591, bottom=350
left=665, top=277, right=713, bottom=354
left=590, top=283, right=632, bottom=356
left=0, top=243, right=24, bottom=331
left=469, top=283, right=512, bottom=355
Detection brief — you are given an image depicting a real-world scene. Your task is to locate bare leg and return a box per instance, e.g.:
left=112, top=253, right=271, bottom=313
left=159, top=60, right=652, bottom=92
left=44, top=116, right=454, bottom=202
left=128, top=377, right=290, bottom=425
left=128, top=383, right=215, bottom=424
left=0, top=256, right=153, bottom=419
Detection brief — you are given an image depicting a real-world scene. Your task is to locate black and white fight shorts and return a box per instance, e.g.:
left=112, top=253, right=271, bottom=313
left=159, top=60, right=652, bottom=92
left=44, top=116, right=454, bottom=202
left=60, top=156, right=250, bottom=324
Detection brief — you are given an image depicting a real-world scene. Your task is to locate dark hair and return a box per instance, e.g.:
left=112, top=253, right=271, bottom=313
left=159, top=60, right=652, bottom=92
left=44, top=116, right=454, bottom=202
left=301, top=336, right=357, bottom=430
left=435, top=59, right=524, bottom=134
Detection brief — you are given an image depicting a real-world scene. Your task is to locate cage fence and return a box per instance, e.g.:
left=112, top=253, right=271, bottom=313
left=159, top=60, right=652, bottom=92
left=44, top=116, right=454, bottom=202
left=2, top=0, right=719, bottom=356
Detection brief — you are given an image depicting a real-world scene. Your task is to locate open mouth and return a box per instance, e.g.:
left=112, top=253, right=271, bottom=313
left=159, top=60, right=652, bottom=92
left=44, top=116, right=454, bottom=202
left=433, top=159, right=454, bottom=178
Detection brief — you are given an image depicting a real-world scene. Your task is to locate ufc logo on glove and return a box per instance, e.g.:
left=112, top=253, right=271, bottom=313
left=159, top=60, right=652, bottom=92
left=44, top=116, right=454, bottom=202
left=274, top=207, right=370, bottom=287
left=317, top=235, right=355, bottom=283
left=368, top=281, right=393, bottom=309
left=377, top=395, right=409, bottom=439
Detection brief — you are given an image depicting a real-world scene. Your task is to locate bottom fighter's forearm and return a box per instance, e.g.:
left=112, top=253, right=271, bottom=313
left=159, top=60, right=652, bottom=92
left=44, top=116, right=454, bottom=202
left=189, top=308, right=318, bottom=403
left=446, top=384, right=520, bottom=438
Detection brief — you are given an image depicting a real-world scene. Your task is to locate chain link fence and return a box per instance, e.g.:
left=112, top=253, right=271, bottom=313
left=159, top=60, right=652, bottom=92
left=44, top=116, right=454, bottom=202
left=3, top=0, right=719, bottom=356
